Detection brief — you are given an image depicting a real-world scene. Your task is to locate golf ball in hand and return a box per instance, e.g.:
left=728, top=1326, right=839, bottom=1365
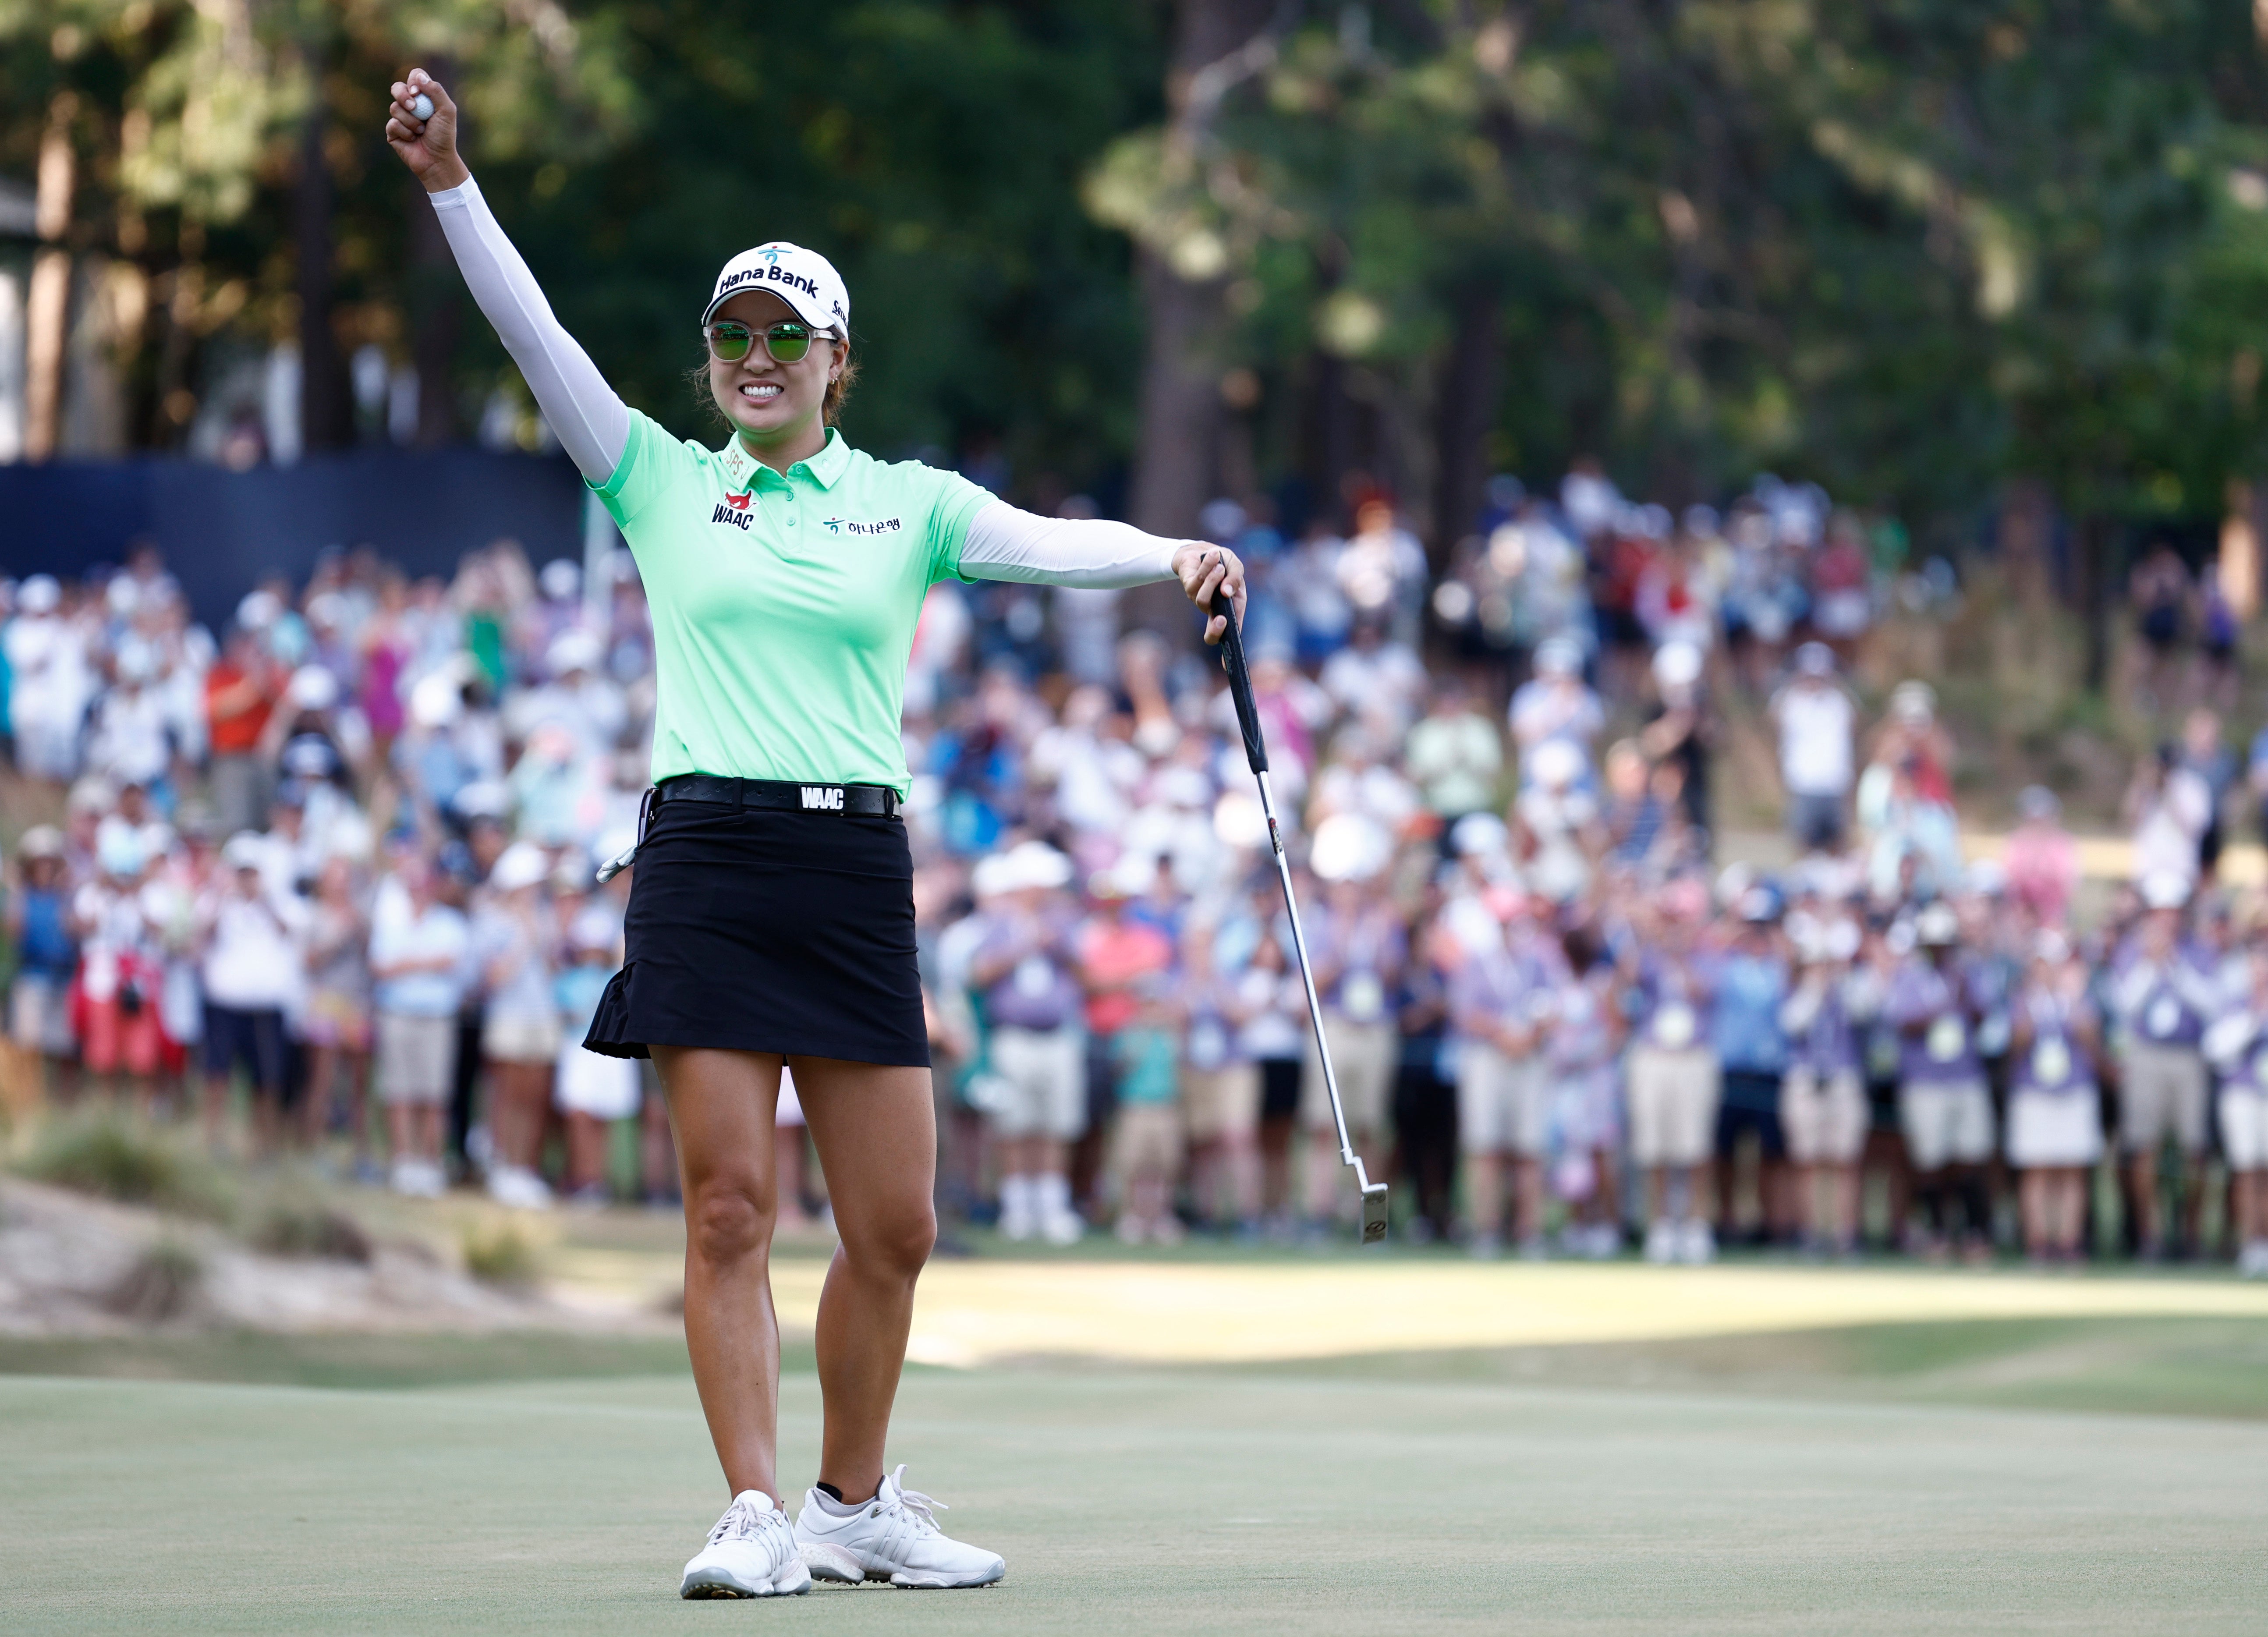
left=410, top=92, right=434, bottom=121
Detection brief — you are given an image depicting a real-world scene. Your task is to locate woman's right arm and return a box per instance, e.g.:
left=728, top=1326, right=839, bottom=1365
left=385, top=71, right=627, bottom=485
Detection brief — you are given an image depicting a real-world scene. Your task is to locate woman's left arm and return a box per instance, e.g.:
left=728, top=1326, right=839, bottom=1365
left=959, top=501, right=1246, bottom=645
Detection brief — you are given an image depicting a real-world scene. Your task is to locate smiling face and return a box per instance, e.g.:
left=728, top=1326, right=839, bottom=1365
left=707, top=289, right=842, bottom=459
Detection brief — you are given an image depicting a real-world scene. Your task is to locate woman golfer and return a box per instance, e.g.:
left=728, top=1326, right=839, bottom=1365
left=387, top=69, right=1242, bottom=1598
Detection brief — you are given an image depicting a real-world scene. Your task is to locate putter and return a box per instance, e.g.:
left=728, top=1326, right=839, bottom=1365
left=1210, top=589, right=1390, bottom=1243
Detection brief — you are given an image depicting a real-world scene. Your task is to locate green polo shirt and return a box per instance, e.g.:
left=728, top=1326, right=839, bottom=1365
left=591, top=410, right=992, bottom=792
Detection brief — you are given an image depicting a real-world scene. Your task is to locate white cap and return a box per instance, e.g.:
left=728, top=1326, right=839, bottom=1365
left=222, top=831, right=266, bottom=871
left=2139, top=870, right=2192, bottom=911
left=1652, top=640, right=1703, bottom=690
left=1529, top=737, right=1583, bottom=790
left=287, top=666, right=339, bottom=712
left=17, top=824, right=64, bottom=861
left=409, top=670, right=462, bottom=729
left=18, top=574, right=60, bottom=614
left=547, top=628, right=604, bottom=677
left=1915, top=902, right=1960, bottom=946
left=489, top=841, right=551, bottom=894
left=992, top=839, right=1073, bottom=893
left=539, top=559, right=581, bottom=601
left=1311, top=812, right=1391, bottom=883
left=703, top=243, right=850, bottom=335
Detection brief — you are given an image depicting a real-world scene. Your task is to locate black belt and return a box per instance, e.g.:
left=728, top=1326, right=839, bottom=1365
left=652, top=774, right=900, bottom=818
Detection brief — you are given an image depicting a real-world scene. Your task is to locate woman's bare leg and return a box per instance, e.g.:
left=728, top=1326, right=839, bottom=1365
left=654, top=1045, right=784, bottom=1500
left=793, top=1055, right=936, bottom=1506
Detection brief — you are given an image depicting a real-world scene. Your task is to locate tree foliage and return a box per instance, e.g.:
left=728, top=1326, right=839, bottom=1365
left=1090, top=0, right=2268, bottom=546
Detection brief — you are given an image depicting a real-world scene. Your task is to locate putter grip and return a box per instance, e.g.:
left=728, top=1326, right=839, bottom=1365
left=1211, top=590, right=1269, bottom=774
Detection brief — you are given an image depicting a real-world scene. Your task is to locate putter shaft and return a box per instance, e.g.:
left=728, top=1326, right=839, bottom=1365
left=1212, top=591, right=1387, bottom=1239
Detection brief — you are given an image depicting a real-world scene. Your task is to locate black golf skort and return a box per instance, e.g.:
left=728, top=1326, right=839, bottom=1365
left=581, top=788, right=928, bottom=1067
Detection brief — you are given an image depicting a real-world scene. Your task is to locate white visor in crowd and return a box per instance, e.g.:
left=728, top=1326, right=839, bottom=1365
left=702, top=243, right=850, bottom=336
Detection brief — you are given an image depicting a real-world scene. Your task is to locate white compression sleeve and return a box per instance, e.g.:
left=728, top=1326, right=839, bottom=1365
left=426, top=176, right=630, bottom=484
left=958, top=500, right=1180, bottom=589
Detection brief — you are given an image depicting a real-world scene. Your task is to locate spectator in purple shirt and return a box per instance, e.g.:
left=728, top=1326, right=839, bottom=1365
left=2006, top=932, right=2103, bottom=1263
left=1886, top=902, right=1995, bottom=1259
left=1299, top=875, right=1407, bottom=1235
left=2107, top=876, right=2220, bottom=1259
left=1624, top=879, right=1720, bottom=1263
left=1779, top=914, right=1870, bottom=1255
left=1451, top=912, right=1549, bottom=1257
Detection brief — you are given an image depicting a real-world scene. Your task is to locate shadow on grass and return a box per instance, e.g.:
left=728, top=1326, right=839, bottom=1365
left=0, top=1329, right=731, bottom=1390
left=1225, top=1315, right=2268, bottom=1421
left=9, top=1314, right=2267, bottom=1421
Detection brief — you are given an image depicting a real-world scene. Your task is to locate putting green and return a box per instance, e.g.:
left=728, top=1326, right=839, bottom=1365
left=548, top=1249, right=2268, bottom=1365
left=7, top=1360, right=2265, bottom=1634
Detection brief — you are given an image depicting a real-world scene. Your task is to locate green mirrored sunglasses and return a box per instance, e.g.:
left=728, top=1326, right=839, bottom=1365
left=702, top=319, right=828, bottom=364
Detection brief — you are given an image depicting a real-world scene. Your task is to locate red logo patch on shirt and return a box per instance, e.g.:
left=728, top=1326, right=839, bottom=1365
left=724, top=492, right=751, bottom=510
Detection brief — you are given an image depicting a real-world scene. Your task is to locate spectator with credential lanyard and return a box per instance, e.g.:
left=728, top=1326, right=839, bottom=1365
left=2007, top=932, right=2103, bottom=1263
left=390, top=66, right=1245, bottom=1598
left=1887, top=903, right=1995, bottom=1260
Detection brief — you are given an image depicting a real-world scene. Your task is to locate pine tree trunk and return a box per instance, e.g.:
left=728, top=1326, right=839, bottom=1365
left=23, top=92, right=76, bottom=463
left=1430, top=287, right=1499, bottom=574
left=1123, top=0, right=1276, bottom=629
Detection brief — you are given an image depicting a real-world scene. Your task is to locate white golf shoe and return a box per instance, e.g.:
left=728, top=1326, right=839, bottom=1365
left=680, top=1490, right=812, bottom=1599
left=794, top=1465, right=1005, bottom=1589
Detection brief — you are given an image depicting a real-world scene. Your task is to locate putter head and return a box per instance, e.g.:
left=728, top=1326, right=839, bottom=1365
left=1360, top=1183, right=1389, bottom=1244
left=1351, top=1158, right=1389, bottom=1244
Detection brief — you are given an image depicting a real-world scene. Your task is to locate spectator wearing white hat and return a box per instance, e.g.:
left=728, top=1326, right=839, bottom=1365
left=196, top=833, right=308, bottom=1152
left=369, top=852, right=471, bottom=1196
left=555, top=903, right=640, bottom=1207
left=1779, top=915, right=1872, bottom=1255
left=87, top=641, right=175, bottom=805
left=72, top=820, right=164, bottom=1104
left=1885, top=902, right=1994, bottom=1259
left=2006, top=932, right=2103, bottom=1263
left=1770, top=642, right=1854, bottom=854
left=1627, top=878, right=1721, bottom=1263
left=2107, top=876, right=2217, bottom=1258
left=1639, top=639, right=1714, bottom=833
left=1508, top=636, right=1602, bottom=788
left=1297, top=870, right=1405, bottom=1234
left=7, top=575, right=92, bottom=783
left=2124, top=744, right=2211, bottom=900
left=1449, top=902, right=1552, bottom=1258
left=475, top=840, right=563, bottom=1209
left=965, top=841, right=1085, bottom=1244
left=1513, top=738, right=1604, bottom=906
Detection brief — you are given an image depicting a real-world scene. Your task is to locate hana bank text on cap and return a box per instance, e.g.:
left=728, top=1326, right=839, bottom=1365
left=703, top=243, right=850, bottom=336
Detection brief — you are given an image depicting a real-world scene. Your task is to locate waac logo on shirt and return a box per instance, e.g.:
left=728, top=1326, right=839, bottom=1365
left=712, top=490, right=755, bottom=531
left=821, top=516, right=901, bottom=537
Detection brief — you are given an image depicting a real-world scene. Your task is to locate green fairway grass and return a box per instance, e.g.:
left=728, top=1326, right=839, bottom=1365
left=7, top=1334, right=2267, bottom=1635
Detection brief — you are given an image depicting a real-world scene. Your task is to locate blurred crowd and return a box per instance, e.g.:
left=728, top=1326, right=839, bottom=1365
left=4, top=464, right=2266, bottom=1274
